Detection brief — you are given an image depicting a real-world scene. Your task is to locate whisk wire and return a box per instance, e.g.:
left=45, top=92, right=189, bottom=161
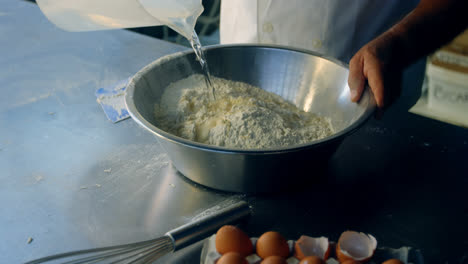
left=25, top=236, right=173, bottom=264
left=126, top=242, right=174, bottom=264
left=61, top=237, right=172, bottom=264
left=111, top=238, right=174, bottom=264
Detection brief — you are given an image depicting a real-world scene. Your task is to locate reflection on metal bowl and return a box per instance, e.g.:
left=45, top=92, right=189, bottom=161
left=125, top=45, right=375, bottom=193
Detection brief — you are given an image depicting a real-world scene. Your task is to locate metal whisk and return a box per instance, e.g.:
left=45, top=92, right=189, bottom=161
left=25, top=201, right=251, bottom=264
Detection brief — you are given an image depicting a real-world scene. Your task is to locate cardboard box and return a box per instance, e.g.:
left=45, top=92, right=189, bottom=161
left=427, top=30, right=468, bottom=118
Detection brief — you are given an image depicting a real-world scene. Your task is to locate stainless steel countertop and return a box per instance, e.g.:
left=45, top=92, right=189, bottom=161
left=1, top=1, right=467, bottom=264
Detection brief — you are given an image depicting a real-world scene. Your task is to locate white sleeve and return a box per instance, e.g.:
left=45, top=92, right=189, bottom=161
left=219, top=0, right=259, bottom=44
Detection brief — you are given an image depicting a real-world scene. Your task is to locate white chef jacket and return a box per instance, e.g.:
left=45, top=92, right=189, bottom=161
left=220, top=0, right=419, bottom=63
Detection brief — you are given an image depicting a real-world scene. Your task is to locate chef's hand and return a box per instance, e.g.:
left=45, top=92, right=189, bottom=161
left=348, top=0, right=468, bottom=108
left=348, top=35, right=402, bottom=109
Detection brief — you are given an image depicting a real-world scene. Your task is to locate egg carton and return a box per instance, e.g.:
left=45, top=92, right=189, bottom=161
left=200, top=235, right=424, bottom=264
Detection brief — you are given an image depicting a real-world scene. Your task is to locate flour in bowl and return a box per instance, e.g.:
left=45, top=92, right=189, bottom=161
left=154, top=74, right=334, bottom=149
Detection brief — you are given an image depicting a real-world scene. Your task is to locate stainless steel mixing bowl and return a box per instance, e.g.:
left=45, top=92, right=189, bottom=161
left=125, top=45, right=375, bottom=193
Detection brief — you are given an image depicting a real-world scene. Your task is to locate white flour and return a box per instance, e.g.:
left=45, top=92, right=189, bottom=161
left=154, top=75, right=333, bottom=149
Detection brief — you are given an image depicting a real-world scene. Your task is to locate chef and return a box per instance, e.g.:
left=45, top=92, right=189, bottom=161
left=219, top=0, right=468, bottom=108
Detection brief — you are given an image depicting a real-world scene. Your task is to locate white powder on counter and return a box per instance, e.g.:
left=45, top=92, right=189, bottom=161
left=154, top=74, right=333, bottom=149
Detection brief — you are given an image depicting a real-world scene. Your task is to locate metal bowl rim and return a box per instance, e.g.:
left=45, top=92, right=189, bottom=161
left=125, top=44, right=376, bottom=154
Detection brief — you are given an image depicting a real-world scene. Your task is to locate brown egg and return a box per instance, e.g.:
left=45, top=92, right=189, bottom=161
left=215, top=225, right=253, bottom=257
left=382, top=259, right=404, bottom=264
left=217, top=252, right=248, bottom=264
left=260, top=256, right=288, bottom=264
left=342, top=260, right=362, bottom=264
left=298, top=256, right=325, bottom=264
left=256, top=231, right=290, bottom=259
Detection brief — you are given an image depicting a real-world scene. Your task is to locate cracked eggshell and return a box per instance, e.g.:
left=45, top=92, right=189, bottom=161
left=293, top=236, right=330, bottom=260
left=336, top=231, right=377, bottom=263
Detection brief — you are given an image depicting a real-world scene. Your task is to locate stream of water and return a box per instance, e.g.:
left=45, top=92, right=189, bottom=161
left=189, top=31, right=216, bottom=100
left=165, top=15, right=216, bottom=100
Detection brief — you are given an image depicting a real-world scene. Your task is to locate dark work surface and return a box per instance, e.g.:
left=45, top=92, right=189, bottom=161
left=240, top=60, right=468, bottom=264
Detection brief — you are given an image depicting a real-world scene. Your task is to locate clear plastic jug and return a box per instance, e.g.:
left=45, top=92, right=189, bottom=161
left=36, top=0, right=203, bottom=40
